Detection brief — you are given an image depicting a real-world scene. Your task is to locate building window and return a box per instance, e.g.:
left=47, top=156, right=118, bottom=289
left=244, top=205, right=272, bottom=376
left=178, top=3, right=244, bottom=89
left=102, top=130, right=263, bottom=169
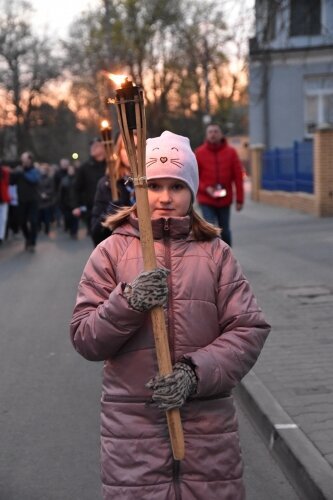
left=304, top=75, right=333, bottom=135
left=290, top=0, right=321, bottom=37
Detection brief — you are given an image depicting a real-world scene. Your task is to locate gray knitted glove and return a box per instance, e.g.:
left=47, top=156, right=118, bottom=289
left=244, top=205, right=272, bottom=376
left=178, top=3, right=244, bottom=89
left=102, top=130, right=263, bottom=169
left=122, top=268, right=169, bottom=312
left=146, top=362, right=198, bottom=411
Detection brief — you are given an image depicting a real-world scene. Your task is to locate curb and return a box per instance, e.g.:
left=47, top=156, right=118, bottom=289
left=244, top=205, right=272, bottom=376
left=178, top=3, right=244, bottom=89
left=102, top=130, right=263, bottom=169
left=236, top=371, right=333, bottom=500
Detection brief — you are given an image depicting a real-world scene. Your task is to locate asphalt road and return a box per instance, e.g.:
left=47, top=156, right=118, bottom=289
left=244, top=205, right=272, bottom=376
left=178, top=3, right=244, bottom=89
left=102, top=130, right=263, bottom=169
left=0, top=229, right=298, bottom=499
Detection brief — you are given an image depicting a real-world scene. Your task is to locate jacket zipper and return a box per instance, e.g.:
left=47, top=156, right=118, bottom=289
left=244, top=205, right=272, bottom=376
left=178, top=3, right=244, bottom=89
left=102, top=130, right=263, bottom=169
left=163, top=219, right=174, bottom=363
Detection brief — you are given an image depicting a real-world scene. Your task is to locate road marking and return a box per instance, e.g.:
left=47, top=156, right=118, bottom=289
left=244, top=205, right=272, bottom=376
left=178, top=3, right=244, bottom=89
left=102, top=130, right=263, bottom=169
left=274, top=423, right=298, bottom=429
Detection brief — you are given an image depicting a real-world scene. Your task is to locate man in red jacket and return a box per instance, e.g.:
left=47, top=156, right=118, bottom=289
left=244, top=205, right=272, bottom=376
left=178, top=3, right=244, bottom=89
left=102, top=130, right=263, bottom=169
left=195, top=124, right=244, bottom=246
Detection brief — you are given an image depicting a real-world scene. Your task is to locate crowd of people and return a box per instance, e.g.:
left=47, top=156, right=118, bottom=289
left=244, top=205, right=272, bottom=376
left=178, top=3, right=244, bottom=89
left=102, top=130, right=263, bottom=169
left=0, top=133, right=136, bottom=252
left=0, top=123, right=244, bottom=253
left=0, top=153, right=81, bottom=251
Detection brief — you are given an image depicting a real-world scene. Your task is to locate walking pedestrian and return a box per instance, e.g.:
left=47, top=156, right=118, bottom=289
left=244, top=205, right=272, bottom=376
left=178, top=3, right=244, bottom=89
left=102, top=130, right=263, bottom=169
left=70, top=131, right=270, bottom=499
left=53, top=158, right=71, bottom=229
left=195, top=123, right=244, bottom=246
left=12, top=152, right=41, bottom=252
left=58, top=165, right=79, bottom=239
left=72, top=138, right=106, bottom=236
left=54, top=158, right=70, bottom=191
left=38, top=163, right=55, bottom=235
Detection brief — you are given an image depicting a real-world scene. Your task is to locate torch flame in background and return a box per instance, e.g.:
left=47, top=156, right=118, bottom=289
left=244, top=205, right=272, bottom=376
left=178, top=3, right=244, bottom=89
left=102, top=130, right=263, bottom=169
left=100, top=119, right=110, bottom=129
left=108, top=73, right=128, bottom=87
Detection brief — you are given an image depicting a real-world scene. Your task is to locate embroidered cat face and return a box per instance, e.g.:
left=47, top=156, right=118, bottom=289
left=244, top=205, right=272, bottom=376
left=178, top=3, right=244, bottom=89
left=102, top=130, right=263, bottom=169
left=145, top=131, right=199, bottom=200
left=146, top=146, right=184, bottom=170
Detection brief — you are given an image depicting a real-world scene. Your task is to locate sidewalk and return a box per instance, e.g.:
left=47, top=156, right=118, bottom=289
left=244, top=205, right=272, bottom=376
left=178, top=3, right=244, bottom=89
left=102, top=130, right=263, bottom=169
left=232, top=183, right=333, bottom=499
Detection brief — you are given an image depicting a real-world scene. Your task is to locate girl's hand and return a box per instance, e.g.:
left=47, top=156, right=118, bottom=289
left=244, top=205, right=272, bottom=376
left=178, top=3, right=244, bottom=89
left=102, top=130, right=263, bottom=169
left=146, top=362, right=197, bottom=411
left=122, top=268, right=169, bottom=312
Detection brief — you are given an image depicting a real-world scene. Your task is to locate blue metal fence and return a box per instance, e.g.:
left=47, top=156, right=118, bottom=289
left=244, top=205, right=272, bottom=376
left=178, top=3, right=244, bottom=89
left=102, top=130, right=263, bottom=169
left=262, top=141, right=313, bottom=193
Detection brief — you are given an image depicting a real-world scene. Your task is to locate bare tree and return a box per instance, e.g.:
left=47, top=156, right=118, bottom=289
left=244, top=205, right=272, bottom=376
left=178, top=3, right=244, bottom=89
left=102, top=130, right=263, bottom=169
left=0, top=0, right=60, bottom=154
left=63, top=0, right=252, bottom=138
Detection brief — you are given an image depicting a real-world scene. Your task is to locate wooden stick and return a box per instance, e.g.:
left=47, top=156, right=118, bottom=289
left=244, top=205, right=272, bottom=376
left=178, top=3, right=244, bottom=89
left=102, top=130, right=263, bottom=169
left=102, top=132, right=118, bottom=201
left=115, top=94, right=185, bottom=461
left=107, top=155, right=119, bottom=202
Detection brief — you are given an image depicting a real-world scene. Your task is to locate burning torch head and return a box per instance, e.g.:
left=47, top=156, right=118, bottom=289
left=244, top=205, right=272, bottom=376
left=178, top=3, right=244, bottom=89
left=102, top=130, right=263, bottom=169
left=100, top=120, right=112, bottom=143
left=115, top=78, right=143, bottom=131
left=146, top=131, right=199, bottom=201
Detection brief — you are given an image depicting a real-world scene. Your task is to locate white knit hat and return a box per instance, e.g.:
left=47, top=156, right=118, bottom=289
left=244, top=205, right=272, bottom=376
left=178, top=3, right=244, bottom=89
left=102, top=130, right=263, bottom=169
left=146, top=131, right=199, bottom=199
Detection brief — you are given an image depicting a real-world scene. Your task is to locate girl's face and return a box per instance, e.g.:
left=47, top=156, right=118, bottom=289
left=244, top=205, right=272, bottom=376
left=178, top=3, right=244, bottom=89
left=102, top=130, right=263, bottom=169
left=147, top=178, right=192, bottom=218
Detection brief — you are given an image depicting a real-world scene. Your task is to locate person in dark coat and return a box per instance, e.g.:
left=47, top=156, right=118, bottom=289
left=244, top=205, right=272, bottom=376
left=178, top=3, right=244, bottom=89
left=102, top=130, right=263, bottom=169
left=91, top=173, right=135, bottom=246
left=54, top=158, right=70, bottom=192
left=72, top=139, right=107, bottom=235
left=12, top=151, right=41, bottom=252
left=90, top=135, right=135, bottom=247
left=53, top=158, right=70, bottom=228
left=58, top=165, right=79, bottom=239
left=38, top=163, right=55, bottom=235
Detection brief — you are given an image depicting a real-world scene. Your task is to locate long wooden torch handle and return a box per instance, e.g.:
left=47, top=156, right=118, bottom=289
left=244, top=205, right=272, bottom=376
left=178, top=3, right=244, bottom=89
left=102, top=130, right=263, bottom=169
left=115, top=96, right=185, bottom=459
left=135, top=187, right=185, bottom=460
left=150, top=306, right=185, bottom=460
left=103, top=140, right=118, bottom=202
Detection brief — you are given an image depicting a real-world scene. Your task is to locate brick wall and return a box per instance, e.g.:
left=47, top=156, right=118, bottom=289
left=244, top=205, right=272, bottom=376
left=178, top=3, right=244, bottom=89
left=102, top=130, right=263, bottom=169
left=314, top=128, right=333, bottom=216
left=259, top=190, right=316, bottom=214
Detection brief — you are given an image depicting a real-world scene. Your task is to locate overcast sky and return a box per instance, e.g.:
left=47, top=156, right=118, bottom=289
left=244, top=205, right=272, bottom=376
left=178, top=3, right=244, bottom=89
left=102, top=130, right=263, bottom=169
left=31, top=0, right=98, bottom=37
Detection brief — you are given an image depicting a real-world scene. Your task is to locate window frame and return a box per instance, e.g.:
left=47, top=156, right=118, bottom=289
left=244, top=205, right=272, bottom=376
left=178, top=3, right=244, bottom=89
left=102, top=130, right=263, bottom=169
left=304, top=88, right=333, bottom=137
left=290, top=0, right=321, bottom=37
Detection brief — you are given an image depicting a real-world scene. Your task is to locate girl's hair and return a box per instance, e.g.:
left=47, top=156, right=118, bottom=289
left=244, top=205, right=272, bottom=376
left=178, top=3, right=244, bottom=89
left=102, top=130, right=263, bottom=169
left=103, top=204, right=221, bottom=241
left=114, top=135, right=132, bottom=180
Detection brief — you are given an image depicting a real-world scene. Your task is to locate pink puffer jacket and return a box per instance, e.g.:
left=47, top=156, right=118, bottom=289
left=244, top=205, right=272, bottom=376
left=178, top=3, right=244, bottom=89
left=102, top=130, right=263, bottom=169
left=70, top=214, right=270, bottom=500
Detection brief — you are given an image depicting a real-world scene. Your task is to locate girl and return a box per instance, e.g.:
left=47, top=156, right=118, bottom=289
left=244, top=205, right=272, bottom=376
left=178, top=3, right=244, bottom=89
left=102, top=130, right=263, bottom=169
left=70, top=131, right=270, bottom=500
left=90, top=134, right=135, bottom=247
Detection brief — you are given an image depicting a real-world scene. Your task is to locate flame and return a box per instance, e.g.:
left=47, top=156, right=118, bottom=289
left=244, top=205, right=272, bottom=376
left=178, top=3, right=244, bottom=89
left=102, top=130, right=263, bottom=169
left=100, top=119, right=110, bottom=129
left=108, top=73, right=128, bottom=86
